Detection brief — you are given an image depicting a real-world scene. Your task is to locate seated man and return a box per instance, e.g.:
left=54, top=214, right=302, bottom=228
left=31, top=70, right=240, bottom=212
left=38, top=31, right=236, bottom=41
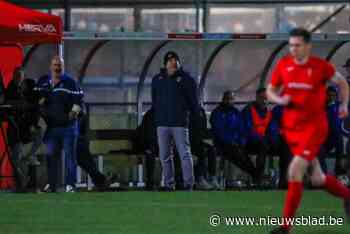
left=320, top=86, right=345, bottom=175
left=190, top=106, right=218, bottom=190
left=4, top=68, right=42, bottom=191
left=269, top=105, right=292, bottom=189
left=242, top=88, right=272, bottom=182
left=210, top=91, right=259, bottom=183
left=132, top=106, right=158, bottom=191
left=76, top=113, right=110, bottom=191
left=135, top=106, right=218, bottom=191
left=130, top=106, right=187, bottom=191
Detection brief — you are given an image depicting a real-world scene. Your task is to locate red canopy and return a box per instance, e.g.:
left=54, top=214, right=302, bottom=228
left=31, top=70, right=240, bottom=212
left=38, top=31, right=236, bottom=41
left=0, top=1, right=63, bottom=189
left=0, top=45, right=24, bottom=88
left=0, top=0, right=62, bottom=45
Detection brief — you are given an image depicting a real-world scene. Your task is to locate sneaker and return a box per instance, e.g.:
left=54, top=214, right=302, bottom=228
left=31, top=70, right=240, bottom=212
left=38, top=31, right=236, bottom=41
left=210, top=178, right=221, bottom=190
left=270, top=227, right=289, bottom=234
left=196, top=178, right=214, bottom=190
left=65, top=185, right=76, bottom=193
left=43, top=184, right=50, bottom=191
left=42, top=184, right=56, bottom=193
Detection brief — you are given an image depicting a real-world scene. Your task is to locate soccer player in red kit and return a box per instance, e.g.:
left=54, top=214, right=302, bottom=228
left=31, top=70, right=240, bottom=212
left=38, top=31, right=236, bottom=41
left=267, top=28, right=350, bottom=234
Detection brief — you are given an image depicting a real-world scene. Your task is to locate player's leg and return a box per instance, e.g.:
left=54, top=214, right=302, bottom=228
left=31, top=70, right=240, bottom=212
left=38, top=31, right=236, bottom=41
left=271, top=156, right=309, bottom=234
left=310, top=158, right=350, bottom=198
left=309, top=158, right=350, bottom=219
left=283, top=157, right=309, bottom=225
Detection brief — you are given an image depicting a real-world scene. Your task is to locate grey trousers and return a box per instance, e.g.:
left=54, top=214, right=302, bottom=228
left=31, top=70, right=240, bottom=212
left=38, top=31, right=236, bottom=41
left=157, top=127, right=194, bottom=188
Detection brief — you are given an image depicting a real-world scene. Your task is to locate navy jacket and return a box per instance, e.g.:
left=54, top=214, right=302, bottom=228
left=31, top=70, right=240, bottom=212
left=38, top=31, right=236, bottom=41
left=5, top=79, right=41, bottom=144
left=325, top=101, right=343, bottom=152
left=36, top=74, right=83, bottom=128
left=134, top=107, right=158, bottom=153
left=189, top=107, right=207, bottom=147
left=151, top=68, right=200, bottom=127
left=210, top=104, right=245, bottom=146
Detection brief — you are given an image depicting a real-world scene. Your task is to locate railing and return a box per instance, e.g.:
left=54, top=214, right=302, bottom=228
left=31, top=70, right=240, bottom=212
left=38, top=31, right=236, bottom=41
left=85, top=101, right=251, bottom=140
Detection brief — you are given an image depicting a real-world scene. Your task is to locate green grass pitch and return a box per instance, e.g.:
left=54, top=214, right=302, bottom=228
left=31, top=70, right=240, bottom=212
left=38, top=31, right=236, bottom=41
left=1, top=191, right=349, bottom=234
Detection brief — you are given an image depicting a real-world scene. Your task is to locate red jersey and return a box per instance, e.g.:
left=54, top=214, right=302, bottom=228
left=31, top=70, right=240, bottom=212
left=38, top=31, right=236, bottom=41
left=270, top=55, right=335, bottom=129
left=270, top=55, right=336, bottom=160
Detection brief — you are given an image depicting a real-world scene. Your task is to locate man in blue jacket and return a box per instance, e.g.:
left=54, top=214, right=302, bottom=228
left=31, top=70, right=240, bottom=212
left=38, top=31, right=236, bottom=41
left=36, top=55, right=83, bottom=193
left=152, top=51, right=199, bottom=191
left=210, top=91, right=259, bottom=183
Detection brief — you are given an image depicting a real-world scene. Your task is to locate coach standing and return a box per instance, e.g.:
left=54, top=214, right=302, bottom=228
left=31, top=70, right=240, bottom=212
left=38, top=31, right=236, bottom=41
left=37, top=56, right=83, bottom=193
left=152, top=51, right=199, bottom=191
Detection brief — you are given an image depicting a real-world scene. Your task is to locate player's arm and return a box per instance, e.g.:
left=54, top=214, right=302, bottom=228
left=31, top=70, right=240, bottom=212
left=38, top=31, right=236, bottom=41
left=330, top=72, right=349, bottom=118
left=266, top=84, right=291, bottom=106
left=266, top=59, right=291, bottom=106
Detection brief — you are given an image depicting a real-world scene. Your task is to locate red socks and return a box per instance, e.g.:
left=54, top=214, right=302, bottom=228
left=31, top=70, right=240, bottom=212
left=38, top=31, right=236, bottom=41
left=282, top=181, right=303, bottom=230
left=324, top=175, right=350, bottom=200
left=281, top=175, right=350, bottom=231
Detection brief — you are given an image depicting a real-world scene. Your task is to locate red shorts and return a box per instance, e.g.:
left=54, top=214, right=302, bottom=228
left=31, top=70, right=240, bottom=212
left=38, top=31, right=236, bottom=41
left=282, top=119, right=328, bottom=161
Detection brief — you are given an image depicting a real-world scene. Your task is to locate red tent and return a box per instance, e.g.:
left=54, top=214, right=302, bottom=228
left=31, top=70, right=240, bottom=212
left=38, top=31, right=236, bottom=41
left=0, top=0, right=63, bottom=189
left=0, top=0, right=62, bottom=46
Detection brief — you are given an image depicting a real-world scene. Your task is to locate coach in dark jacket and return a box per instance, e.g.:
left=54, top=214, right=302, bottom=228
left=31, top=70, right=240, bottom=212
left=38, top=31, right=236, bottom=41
left=36, top=55, right=83, bottom=193
left=152, top=51, right=199, bottom=191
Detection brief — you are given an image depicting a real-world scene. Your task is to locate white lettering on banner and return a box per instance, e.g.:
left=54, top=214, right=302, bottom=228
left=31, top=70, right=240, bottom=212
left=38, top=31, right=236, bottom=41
left=18, top=24, right=57, bottom=33
left=287, top=82, right=313, bottom=90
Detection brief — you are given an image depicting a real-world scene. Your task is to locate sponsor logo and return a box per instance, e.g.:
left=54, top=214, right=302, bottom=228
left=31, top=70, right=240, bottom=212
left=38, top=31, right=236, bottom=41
left=18, top=24, right=57, bottom=33
left=176, top=77, right=182, bottom=82
left=286, top=66, right=295, bottom=72
left=307, top=68, right=313, bottom=78
left=288, top=82, right=313, bottom=90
